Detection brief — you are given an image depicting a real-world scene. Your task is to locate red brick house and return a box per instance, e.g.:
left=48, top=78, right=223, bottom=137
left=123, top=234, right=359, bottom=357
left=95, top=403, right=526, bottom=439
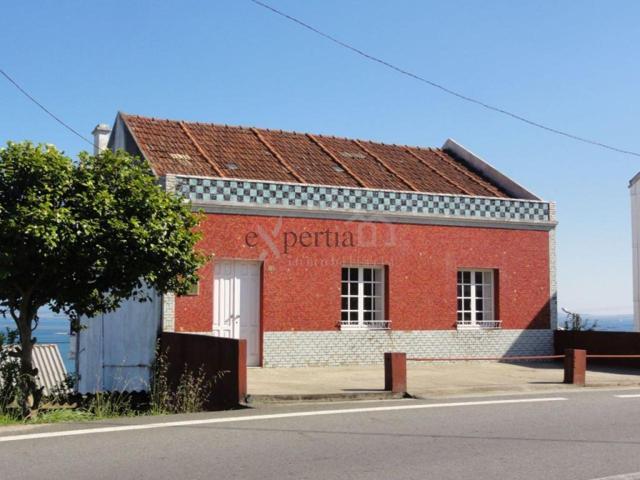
left=80, top=112, right=557, bottom=381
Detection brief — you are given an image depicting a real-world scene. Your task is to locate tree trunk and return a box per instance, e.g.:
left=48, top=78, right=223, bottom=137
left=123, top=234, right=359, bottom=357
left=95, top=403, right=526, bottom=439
left=15, top=308, right=44, bottom=418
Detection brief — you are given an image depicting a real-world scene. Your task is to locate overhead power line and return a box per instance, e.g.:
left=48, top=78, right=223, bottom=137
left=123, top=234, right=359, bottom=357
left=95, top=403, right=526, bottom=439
left=249, top=0, right=640, bottom=158
left=0, top=68, right=93, bottom=146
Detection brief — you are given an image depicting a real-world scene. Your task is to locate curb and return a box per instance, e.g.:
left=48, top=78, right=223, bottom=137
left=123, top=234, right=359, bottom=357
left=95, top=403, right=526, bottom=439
left=408, top=381, right=640, bottom=399
left=245, top=391, right=408, bottom=405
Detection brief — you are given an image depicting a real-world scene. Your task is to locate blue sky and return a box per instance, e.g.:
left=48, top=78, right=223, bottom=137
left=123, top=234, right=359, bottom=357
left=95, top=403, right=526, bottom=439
left=2, top=1, right=639, bottom=315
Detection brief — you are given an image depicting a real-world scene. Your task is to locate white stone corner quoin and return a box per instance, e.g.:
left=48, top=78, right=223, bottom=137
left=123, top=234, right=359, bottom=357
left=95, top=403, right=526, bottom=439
left=162, top=292, right=176, bottom=332
left=548, top=202, right=558, bottom=330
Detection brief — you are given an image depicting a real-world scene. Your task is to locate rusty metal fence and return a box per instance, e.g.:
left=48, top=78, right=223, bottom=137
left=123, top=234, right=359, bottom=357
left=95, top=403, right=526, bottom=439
left=383, top=350, right=640, bottom=394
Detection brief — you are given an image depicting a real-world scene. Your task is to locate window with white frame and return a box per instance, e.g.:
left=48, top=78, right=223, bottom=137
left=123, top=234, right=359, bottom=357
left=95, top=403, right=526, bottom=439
left=457, top=270, right=498, bottom=328
left=341, top=267, right=387, bottom=329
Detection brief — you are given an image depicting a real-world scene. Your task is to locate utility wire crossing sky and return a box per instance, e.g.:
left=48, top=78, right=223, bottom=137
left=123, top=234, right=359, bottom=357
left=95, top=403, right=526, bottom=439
left=0, top=69, right=93, bottom=147
left=249, top=0, right=640, bottom=158
left=2, top=2, right=639, bottom=160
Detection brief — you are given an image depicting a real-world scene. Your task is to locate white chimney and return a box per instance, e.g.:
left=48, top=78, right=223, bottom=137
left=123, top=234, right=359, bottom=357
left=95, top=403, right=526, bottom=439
left=92, top=124, right=111, bottom=155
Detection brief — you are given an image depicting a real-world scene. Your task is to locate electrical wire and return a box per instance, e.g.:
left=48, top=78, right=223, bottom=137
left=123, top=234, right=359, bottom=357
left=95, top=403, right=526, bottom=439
left=0, top=68, right=94, bottom=146
left=249, top=0, right=640, bottom=158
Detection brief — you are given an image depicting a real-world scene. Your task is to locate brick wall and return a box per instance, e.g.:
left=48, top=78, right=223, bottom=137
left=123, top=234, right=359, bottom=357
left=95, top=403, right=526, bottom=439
left=174, top=212, right=552, bottom=333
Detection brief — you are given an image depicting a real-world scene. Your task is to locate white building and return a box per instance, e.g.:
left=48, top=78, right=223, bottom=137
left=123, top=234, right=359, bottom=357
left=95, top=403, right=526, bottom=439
left=630, top=173, right=640, bottom=331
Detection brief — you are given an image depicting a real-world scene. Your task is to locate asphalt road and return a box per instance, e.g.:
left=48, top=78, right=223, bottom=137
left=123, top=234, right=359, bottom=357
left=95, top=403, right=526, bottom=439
left=2, top=389, right=640, bottom=480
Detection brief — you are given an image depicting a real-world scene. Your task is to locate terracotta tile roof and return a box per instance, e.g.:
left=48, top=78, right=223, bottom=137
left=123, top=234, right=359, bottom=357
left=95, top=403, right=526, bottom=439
left=120, top=113, right=510, bottom=198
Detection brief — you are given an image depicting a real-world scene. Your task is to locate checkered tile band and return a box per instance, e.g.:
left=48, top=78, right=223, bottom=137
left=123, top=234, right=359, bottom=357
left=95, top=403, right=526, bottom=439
left=174, top=177, right=551, bottom=223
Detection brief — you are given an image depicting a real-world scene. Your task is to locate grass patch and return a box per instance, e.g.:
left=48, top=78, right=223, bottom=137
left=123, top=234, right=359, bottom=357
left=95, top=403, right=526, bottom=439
left=0, top=413, right=19, bottom=426
left=0, top=409, right=92, bottom=426
left=33, top=409, right=94, bottom=424
left=89, top=392, right=138, bottom=420
left=0, top=343, right=222, bottom=427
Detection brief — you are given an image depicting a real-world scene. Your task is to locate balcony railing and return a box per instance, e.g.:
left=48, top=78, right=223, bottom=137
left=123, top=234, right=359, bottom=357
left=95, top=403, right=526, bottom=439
left=457, top=319, right=502, bottom=330
left=341, top=319, right=391, bottom=331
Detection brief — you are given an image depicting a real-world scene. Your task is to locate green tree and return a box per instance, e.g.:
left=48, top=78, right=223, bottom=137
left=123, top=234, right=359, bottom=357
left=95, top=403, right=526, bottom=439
left=0, top=142, right=205, bottom=417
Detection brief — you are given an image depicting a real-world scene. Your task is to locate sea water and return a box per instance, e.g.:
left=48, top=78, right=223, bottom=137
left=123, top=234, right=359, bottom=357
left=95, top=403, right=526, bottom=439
left=0, top=310, right=637, bottom=375
left=0, top=309, right=72, bottom=372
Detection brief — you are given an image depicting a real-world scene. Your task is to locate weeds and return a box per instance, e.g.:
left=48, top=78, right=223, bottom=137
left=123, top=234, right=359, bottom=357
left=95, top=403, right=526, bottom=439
left=0, top=328, right=20, bottom=415
left=89, top=392, right=136, bottom=419
left=46, top=373, right=78, bottom=405
left=149, top=347, right=172, bottom=415
left=173, top=366, right=213, bottom=414
left=0, top=340, right=225, bottom=427
left=150, top=345, right=224, bottom=415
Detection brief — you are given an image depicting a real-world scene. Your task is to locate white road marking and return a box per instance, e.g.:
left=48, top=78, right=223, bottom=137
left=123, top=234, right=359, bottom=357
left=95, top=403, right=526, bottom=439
left=0, top=396, right=566, bottom=443
left=615, top=394, right=640, bottom=398
left=589, top=472, right=640, bottom=480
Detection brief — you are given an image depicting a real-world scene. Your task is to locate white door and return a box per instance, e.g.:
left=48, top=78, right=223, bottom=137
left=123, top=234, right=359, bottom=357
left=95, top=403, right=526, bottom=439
left=213, top=260, right=261, bottom=366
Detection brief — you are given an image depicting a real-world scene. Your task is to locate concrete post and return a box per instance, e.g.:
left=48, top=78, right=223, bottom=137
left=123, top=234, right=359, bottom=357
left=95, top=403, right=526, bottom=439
left=384, top=352, right=407, bottom=394
left=564, top=348, right=586, bottom=385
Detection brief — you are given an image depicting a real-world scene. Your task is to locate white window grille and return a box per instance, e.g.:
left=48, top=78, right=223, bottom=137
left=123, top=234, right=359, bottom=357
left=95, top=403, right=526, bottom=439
left=457, top=269, right=500, bottom=329
left=341, top=267, right=389, bottom=330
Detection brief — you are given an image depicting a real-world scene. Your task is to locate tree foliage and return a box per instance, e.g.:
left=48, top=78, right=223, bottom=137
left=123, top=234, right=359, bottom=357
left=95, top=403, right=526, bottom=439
left=0, top=142, right=206, bottom=416
left=561, top=308, right=597, bottom=331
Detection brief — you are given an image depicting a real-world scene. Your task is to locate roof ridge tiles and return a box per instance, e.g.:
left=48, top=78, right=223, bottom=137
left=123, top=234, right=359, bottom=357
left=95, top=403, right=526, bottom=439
left=122, top=113, right=451, bottom=152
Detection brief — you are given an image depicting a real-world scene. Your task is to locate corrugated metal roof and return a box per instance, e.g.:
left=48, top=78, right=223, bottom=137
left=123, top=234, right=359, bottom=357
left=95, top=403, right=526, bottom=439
left=1, top=344, right=67, bottom=396
left=33, top=344, right=68, bottom=396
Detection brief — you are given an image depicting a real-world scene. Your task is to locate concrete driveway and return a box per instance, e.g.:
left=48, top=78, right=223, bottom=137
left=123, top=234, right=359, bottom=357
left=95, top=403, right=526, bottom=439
left=248, top=361, right=640, bottom=398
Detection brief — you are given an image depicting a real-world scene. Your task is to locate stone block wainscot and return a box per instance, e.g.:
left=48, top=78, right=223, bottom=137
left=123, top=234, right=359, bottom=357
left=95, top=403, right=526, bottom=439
left=263, top=330, right=554, bottom=367
left=75, top=112, right=558, bottom=390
